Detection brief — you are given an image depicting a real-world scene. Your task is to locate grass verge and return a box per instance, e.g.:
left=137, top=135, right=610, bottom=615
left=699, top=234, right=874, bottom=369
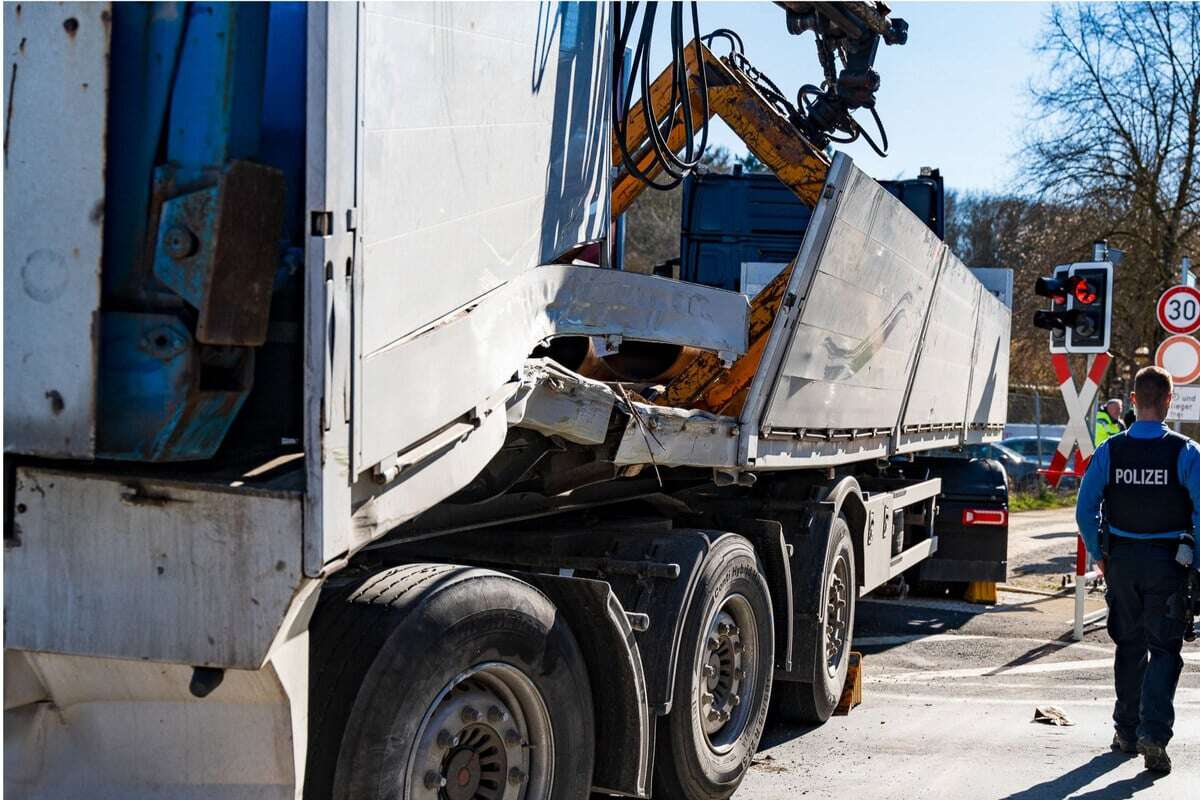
left=1010, top=487, right=1078, bottom=512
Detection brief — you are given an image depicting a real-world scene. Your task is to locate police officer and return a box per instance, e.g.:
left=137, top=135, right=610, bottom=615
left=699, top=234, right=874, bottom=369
left=1077, top=366, right=1200, bottom=773
left=1095, top=398, right=1126, bottom=446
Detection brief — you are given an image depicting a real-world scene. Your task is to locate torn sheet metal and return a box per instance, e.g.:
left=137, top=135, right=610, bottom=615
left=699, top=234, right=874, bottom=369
left=614, top=403, right=738, bottom=469
left=508, top=359, right=615, bottom=446
left=357, top=264, right=748, bottom=473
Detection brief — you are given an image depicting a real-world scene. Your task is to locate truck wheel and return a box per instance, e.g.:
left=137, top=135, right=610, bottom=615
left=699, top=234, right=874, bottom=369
left=305, top=564, right=594, bottom=800
left=654, top=535, right=774, bottom=800
left=772, top=516, right=856, bottom=724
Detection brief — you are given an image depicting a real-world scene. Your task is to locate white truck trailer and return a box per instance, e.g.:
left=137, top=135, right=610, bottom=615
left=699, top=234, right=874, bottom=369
left=3, top=3, right=1010, bottom=798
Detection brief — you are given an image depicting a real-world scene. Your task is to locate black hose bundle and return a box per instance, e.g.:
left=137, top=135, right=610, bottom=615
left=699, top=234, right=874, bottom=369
left=612, top=1, right=711, bottom=190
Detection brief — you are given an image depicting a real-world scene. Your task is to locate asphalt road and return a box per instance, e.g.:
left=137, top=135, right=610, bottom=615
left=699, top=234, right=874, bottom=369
left=736, top=507, right=1200, bottom=800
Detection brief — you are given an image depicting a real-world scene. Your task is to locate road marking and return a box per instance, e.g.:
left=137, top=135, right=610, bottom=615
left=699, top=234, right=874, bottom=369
left=861, top=692, right=1200, bottom=708
left=867, top=651, right=1200, bottom=683
left=854, top=633, right=1114, bottom=655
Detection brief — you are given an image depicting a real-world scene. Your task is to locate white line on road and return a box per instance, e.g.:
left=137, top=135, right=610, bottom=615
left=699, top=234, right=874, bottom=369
left=868, top=651, right=1200, bottom=683
left=854, top=633, right=1115, bottom=655
left=860, top=692, right=1200, bottom=708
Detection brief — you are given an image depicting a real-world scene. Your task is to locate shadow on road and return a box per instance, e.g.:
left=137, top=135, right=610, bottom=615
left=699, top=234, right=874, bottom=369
left=1012, top=553, right=1078, bottom=577
left=1031, top=530, right=1077, bottom=540
left=999, top=752, right=1162, bottom=799
left=758, top=721, right=823, bottom=750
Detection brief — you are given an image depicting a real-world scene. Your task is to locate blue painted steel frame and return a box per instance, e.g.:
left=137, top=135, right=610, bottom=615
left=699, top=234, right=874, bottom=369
left=99, top=2, right=304, bottom=461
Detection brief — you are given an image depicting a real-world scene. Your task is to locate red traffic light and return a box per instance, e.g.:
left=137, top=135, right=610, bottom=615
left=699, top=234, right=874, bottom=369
left=1072, top=278, right=1097, bottom=304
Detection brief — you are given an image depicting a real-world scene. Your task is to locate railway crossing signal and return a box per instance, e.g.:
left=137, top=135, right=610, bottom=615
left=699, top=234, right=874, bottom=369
left=1033, top=262, right=1113, bottom=354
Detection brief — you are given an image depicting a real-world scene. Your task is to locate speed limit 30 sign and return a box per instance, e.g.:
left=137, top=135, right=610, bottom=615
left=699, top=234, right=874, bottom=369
left=1157, top=285, right=1200, bottom=334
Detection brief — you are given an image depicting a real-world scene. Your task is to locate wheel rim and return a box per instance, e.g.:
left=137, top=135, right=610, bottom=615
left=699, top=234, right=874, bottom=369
left=694, top=593, right=758, bottom=753
left=406, top=662, right=553, bottom=800
left=825, top=551, right=851, bottom=678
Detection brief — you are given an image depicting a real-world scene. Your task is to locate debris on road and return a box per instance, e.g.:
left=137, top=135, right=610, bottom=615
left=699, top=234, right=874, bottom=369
left=1032, top=706, right=1074, bottom=726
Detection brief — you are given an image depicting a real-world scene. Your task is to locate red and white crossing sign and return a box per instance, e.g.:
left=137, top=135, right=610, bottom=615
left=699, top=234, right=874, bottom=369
left=1157, top=285, right=1200, bottom=335
left=1044, top=352, right=1111, bottom=487
left=1156, top=334, right=1200, bottom=385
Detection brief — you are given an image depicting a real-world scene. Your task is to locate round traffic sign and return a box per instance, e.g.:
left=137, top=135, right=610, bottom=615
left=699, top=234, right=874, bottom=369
left=1156, top=335, right=1200, bottom=384
left=1157, top=285, right=1200, bottom=334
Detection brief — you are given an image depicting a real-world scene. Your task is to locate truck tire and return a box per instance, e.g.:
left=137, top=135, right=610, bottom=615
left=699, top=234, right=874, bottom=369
left=654, top=535, right=774, bottom=800
left=305, top=564, right=594, bottom=800
left=772, top=516, right=856, bottom=724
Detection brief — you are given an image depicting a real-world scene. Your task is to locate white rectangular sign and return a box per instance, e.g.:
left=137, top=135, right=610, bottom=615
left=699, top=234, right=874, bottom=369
left=1167, top=385, right=1200, bottom=421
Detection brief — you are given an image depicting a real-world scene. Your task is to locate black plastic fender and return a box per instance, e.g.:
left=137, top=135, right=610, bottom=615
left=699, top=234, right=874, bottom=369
left=523, top=572, right=653, bottom=799
left=778, top=477, right=865, bottom=683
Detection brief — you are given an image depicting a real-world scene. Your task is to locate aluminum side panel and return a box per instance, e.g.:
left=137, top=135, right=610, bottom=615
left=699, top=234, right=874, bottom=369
left=897, top=252, right=978, bottom=451
left=963, top=285, right=1011, bottom=442
left=3, top=3, right=109, bottom=458
left=356, top=2, right=611, bottom=353
left=5, top=468, right=306, bottom=669
left=760, top=164, right=942, bottom=434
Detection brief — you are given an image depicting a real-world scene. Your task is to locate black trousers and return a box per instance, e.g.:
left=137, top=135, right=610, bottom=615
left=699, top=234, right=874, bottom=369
left=1105, top=538, right=1189, bottom=746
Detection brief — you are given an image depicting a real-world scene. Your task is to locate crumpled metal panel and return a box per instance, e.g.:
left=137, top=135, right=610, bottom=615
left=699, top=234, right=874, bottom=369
left=3, top=2, right=110, bottom=458
left=357, top=264, right=748, bottom=474
left=507, top=359, right=615, bottom=446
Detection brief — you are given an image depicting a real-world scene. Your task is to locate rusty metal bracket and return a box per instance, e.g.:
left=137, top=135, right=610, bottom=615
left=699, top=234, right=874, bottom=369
left=152, top=159, right=286, bottom=347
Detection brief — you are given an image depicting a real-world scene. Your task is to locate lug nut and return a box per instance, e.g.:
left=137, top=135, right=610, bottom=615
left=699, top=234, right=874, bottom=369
left=707, top=709, right=722, bottom=722
left=732, top=640, right=744, bottom=654
left=487, top=705, right=505, bottom=723
left=508, top=767, right=526, bottom=786
left=707, top=637, right=720, bottom=652
left=504, top=728, right=523, bottom=746
left=703, top=664, right=716, bottom=678
left=436, top=729, right=454, bottom=749
left=424, top=770, right=446, bottom=789
left=734, top=668, right=747, bottom=681
left=729, top=694, right=741, bottom=707
left=717, top=622, right=732, bottom=636
left=461, top=706, right=482, bottom=723
left=701, top=691, right=714, bottom=705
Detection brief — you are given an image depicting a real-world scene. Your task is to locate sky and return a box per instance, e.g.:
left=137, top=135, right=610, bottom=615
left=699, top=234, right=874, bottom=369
left=648, top=1, right=1051, bottom=194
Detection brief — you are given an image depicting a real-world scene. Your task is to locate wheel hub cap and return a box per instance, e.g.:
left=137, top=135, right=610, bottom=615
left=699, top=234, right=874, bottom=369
left=695, top=594, right=757, bottom=751
left=825, top=554, right=851, bottom=676
left=408, top=665, right=553, bottom=800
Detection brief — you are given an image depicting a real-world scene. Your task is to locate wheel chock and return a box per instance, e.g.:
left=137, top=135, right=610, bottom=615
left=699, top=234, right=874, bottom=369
left=834, top=652, right=863, bottom=715
left=965, top=581, right=997, bottom=604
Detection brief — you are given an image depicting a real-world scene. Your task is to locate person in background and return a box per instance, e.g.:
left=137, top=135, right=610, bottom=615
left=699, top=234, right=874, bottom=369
left=1095, top=398, right=1126, bottom=446
left=1076, top=367, right=1200, bottom=774
left=1122, top=395, right=1137, bottom=429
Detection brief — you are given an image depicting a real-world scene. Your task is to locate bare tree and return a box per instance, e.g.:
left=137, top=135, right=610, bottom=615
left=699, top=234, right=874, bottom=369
left=1024, top=2, right=1200, bottom=356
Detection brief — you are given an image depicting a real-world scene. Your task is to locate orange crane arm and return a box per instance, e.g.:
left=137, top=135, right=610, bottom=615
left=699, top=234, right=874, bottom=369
left=610, top=43, right=830, bottom=414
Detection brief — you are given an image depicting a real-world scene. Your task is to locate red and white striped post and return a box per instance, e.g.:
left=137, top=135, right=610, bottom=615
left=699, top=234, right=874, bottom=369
left=1043, top=352, right=1111, bottom=640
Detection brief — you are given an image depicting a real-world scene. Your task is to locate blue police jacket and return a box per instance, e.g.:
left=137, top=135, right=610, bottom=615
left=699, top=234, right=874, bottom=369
left=1076, top=420, right=1200, bottom=563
